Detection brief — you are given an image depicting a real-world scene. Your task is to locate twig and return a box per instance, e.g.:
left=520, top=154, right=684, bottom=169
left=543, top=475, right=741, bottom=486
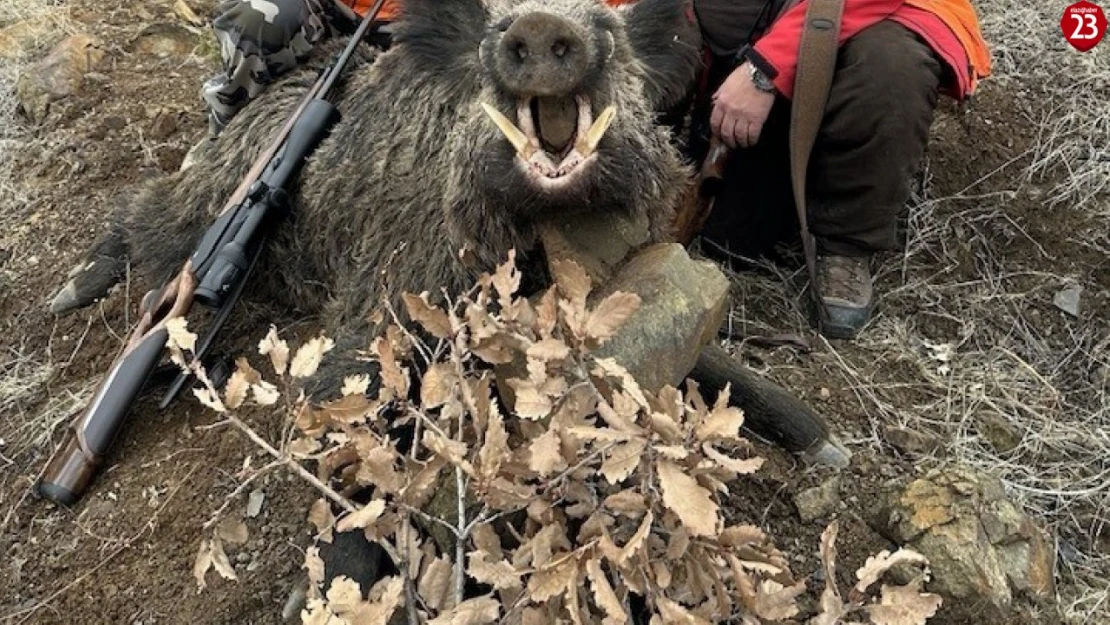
left=202, top=458, right=282, bottom=530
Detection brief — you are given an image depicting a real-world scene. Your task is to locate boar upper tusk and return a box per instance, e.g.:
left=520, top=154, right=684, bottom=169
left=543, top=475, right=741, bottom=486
left=580, top=105, right=616, bottom=155
left=480, top=102, right=533, bottom=157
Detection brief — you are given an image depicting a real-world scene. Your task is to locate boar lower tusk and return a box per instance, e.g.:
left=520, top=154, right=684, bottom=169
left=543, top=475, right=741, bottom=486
left=480, top=102, right=533, bottom=157
left=579, top=105, right=616, bottom=155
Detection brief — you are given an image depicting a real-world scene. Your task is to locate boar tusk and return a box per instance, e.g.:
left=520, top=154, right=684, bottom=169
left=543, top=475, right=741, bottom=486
left=480, top=102, right=533, bottom=157
left=580, top=105, right=616, bottom=155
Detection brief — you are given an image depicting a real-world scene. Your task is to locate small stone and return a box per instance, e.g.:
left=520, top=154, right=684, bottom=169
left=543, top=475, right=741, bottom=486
left=149, top=109, right=178, bottom=140
left=793, top=476, right=841, bottom=523
left=84, top=72, right=111, bottom=84
left=217, top=518, right=249, bottom=545
left=246, top=489, right=265, bottom=518
left=1052, top=284, right=1083, bottom=317
left=103, top=116, right=127, bottom=131
left=885, top=426, right=941, bottom=456
left=977, top=414, right=1022, bottom=454
left=235, top=551, right=250, bottom=564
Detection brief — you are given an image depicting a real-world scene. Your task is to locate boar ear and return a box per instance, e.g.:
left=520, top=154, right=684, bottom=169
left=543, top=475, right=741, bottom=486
left=394, top=0, right=489, bottom=75
left=620, top=0, right=703, bottom=113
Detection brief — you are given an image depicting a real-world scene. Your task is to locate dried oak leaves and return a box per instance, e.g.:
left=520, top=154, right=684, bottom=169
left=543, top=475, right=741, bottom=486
left=183, top=253, right=941, bottom=625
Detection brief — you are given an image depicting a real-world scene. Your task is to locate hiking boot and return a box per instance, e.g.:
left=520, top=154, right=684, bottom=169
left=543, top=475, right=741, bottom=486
left=814, top=255, right=874, bottom=339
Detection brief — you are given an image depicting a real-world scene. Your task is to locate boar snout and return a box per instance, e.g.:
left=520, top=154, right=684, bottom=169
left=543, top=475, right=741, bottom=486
left=496, top=12, right=589, bottom=97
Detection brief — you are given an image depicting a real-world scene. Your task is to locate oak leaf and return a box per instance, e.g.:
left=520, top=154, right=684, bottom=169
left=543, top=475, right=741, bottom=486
left=529, top=428, right=567, bottom=477
left=403, top=291, right=452, bottom=339
left=586, top=558, right=627, bottom=625
left=527, top=553, right=579, bottom=603
left=584, top=291, right=641, bottom=345
left=694, top=388, right=746, bottom=441
left=466, top=550, right=523, bottom=591
left=421, top=362, right=458, bottom=409
left=257, top=325, right=289, bottom=376
left=865, top=584, right=942, bottom=625
left=289, top=335, right=336, bottom=379
left=657, top=460, right=719, bottom=537
left=418, top=556, right=454, bottom=611
left=600, top=438, right=646, bottom=485
left=753, top=580, right=805, bottom=621
left=655, top=597, right=711, bottom=625
left=854, top=549, right=930, bottom=596
left=336, top=499, right=386, bottom=532
left=427, top=597, right=501, bottom=625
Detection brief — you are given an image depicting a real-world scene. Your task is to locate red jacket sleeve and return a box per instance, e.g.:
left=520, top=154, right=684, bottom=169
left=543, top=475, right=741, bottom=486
left=747, top=0, right=905, bottom=99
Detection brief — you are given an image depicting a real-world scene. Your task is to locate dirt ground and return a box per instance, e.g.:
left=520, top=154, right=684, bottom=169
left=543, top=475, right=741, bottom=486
left=0, top=1, right=1106, bottom=624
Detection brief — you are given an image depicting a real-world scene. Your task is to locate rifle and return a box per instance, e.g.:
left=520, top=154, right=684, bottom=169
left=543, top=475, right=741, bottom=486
left=36, top=0, right=390, bottom=507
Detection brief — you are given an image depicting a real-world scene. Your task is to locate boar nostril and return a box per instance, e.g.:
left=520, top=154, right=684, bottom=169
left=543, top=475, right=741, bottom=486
left=513, top=41, right=528, bottom=60
left=552, top=40, right=568, bottom=59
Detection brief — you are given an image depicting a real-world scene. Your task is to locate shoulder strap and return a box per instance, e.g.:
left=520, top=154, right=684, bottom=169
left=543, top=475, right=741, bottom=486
left=790, top=0, right=844, bottom=333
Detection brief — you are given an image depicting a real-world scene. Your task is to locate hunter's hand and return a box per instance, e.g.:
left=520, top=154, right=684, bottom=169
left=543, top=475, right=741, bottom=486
left=710, top=62, right=776, bottom=149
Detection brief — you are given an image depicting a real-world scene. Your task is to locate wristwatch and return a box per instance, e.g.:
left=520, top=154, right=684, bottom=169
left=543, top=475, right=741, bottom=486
left=748, top=64, right=776, bottom=93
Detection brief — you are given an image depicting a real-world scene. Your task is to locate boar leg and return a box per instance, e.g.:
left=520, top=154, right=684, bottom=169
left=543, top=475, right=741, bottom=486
left=692, top=343, right=851, bottom=468
left=50, top=219, right=129, bottom=315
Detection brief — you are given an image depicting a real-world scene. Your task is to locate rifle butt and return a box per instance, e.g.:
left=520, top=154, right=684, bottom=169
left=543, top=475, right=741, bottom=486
left=36, top=327, right=169, bottom=506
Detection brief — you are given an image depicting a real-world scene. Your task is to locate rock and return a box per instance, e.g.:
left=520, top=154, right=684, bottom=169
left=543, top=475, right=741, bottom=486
left=885, top=426, right=941, bottom=456
left=587, top=244, right=729, bottom=392
left=499, top=214, right=729, bottom=405
left=246, top=489, right=265, bottom=518
left=869, top=467, right=1055, bottom=617
left=15, top=34, right=105, bottom=124
left=977, top=414, right=1023, bottom=454
left=217, top=519, right=250, bottom=545
left=1052, top=284, right=1083, bottom=317
left=133, top=23, right=199, bottom=58
left=536, top=209, right=652, bottom=286
left=793, top=476, right=841, bottom=522
left=149, top=108, right=179, bottom=139
left=0, top=20, right=55, bottom=60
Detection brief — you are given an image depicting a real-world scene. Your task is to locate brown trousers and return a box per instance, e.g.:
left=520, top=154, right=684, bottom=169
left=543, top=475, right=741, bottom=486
left=698, top=20, right=944, bottom=259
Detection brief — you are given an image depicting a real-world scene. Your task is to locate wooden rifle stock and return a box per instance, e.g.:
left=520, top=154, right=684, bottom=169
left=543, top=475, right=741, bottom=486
left=674, top=137, right=730, bottom=246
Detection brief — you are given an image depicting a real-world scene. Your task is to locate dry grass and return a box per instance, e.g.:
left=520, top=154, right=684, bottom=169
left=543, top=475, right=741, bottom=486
left=978, top=0, right=1110, bottom=218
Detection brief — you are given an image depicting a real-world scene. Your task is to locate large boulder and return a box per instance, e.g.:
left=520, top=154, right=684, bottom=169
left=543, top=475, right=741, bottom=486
left=533, top=210, right=729, bottom=394
left=15, top=34, right=104, bottom=124
left=869, top=467, right=1055, bottom=617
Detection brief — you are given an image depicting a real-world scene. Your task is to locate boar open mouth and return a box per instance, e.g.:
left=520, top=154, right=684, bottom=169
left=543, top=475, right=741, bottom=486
left=481, top=95, right=615, bottom=187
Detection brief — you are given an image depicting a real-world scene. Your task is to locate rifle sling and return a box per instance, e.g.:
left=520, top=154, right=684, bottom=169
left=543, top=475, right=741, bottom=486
left=790, top=0, right=844, bottom=332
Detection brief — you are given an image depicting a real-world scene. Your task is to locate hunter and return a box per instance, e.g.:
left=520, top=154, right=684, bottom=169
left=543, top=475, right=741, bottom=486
left=692, top=0, right=991, bottom=339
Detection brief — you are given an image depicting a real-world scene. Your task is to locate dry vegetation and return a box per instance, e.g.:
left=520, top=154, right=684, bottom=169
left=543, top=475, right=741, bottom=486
left=179, top=254, right=945, bottom=624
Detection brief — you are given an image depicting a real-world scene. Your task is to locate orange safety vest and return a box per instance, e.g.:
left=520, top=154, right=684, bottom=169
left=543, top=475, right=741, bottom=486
left=340, top=0, right=638, bottom=21
left=903, top=0, right=992, bottom=93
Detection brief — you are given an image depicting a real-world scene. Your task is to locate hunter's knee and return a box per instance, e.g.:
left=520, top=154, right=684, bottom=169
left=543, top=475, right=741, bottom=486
left=837, top=21, right=941, bottom=115
left=213, top=0, right=315, bottom=58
